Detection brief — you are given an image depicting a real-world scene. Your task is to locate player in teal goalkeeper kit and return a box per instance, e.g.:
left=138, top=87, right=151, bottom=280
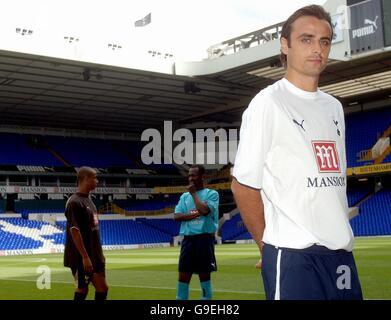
left=174, top=165, right=219, bottom=300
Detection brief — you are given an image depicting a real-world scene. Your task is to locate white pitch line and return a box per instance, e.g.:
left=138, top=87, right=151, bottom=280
left=0, top=278, right=263, bottom=295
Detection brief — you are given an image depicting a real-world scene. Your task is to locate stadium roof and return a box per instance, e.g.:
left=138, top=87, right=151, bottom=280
left=1, top=0, right=391, bottom=137
left=0, top=47, right=390, bottom=136
left=0, top=49, right=257, bottom=135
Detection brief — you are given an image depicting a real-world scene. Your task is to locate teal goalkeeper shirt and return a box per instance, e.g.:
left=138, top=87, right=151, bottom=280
left=175, top=188, right=219, bottom=236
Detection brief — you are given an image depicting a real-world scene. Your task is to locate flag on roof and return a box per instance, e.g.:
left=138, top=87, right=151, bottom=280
left=135, top=13, right=151, bottom=27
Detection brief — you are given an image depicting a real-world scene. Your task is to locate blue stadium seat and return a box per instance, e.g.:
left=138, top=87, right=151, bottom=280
left=0, top=133, right=180, bottom=172
left=345, top=108, right=391, bottom=167
left=138, top=218, right=180, bottom=236
left=221, top=214, right=249, bottom=241
left=221, top=190, right=391, bottom=241
left=0, top=133, right=62, bottom=166
left=350, top=191, right=391, bottom=236
left=0, top=218, right=62, bottom=250
left=99, top=219, right=172, bottom=245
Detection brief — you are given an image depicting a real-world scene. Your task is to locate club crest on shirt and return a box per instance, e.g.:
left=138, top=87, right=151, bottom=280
left=312, top=141, right=340, bottom=173
left=333, top=119, right=341, bottom=136
left=92, top=212, right=99, bottom=226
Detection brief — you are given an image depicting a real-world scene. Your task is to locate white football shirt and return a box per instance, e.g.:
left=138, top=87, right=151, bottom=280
left=233, top=78, right=354, bottom=251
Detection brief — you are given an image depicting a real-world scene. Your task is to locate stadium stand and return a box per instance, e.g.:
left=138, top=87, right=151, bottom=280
left=1, top=116, right=390, bottom=249
left=13, top=199, right=107, bottom=215
left=350, top=190, right=391, bottom=236
left=0, top=200, right=6, bottom=213
left=14, top=200, right=67, bottom=214
left=0, top=133, right=180, bottom=174
left=0, top=217, right=178, bottom=251
left=233, top=231, right=251, bottom=241
left=220, top=190, right=391, bottom=242
left=384, top=153, right=391, bottom=164
left=0, top=218, right=63, bottom=250
left=3, top=107, right=391, bottom=176
left=17, top=166, right=46, bottom=173
left=345, top=108, right=391, bottom=167
left=115, top=197, right=179, bottom=211
left=220, top=214, right=248, bottom=241
left=44, top=136, right=135, bottom=168
left=100, top=219, right=172, bottom=245
left=0, top=133, right=62, bottom=167
left=347, top=191, right=370, bottom=207
left=138, top=218, right=180, bottom=237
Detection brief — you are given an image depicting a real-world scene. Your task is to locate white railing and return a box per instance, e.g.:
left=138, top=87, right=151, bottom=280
left=207, top=22, right=284, bottom=59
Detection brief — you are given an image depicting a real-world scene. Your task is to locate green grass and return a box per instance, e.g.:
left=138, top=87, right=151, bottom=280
left=0, top=237, right=390, bottom=300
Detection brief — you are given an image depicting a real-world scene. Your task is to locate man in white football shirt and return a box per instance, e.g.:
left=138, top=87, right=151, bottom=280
left=231, top=5, right=363, bottom=300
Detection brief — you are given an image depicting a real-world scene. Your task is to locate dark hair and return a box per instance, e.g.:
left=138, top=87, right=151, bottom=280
left=77, top=166, right=95, bottom=185
left=190, top=164, right=205, bottom=176
left=280, top=5, right=333, bottom=67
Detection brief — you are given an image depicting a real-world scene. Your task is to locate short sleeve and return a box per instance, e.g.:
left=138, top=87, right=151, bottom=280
left=174, top=194, right=186, bottom=214
left=337, top=101, right=347, bottom=168
left=65, top=200, right=81, bottom=230
left=232, top=93, right=273, bottom=189
left=338, top=101, right=346, bottom=141
left=206, top=190, right=219, bottom=215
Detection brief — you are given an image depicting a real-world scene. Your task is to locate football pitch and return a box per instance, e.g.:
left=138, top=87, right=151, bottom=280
left=0, top=237, right=390, bottom=300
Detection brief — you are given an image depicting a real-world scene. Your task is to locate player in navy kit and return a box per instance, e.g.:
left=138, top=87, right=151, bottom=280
left=231, top=5, right=363, bottom=300
left=64, top=166, right=108, bottom=301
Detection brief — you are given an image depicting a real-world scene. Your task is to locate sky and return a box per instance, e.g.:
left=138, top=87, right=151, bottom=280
left=2, top=0, right=327, bottom=61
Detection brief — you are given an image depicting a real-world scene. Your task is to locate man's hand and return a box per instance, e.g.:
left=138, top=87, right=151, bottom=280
left=70, top=228, right=94, bottom=274
left=189, top=209, right=200, bottom=218
left=231, top=179, right=265, bottom=264
left=187, top=183, right=197, bottom=194
left=255, top=242, right=264, bottom=269
left=82, top=256, right=93, bottom=274
left=174, top=210, right=200, bottom=221
left=187, top=183, right=210, bottom=215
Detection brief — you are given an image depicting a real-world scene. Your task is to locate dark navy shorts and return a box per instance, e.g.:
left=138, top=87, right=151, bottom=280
left=71, top=264, right=106, bottom=289
left=178, top=233, right=217, bottom=274
left=261, top=243, right=363, bottom=300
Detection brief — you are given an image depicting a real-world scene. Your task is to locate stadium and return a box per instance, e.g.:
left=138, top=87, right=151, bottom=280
left=0, top=0, right=390, bottom=300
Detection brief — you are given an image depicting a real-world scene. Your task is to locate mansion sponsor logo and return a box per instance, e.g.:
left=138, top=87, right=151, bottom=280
left=1, top=249, right=34, bottom=256
left=3, top=186, right=154, bottom=195
left=307, top=176, right=346, bottom=188
left=15, top=186, right=50, bottom=193
left=139, top=243, right=171, bottom=249
left=312, top=141, right=340, bottom=173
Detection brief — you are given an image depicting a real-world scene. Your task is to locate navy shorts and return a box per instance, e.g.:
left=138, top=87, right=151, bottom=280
left=178, top=233, right=217, bottom=274
left=71, top=264, right=106, bottom=289
left=261, top=243, right=363, bottom=300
